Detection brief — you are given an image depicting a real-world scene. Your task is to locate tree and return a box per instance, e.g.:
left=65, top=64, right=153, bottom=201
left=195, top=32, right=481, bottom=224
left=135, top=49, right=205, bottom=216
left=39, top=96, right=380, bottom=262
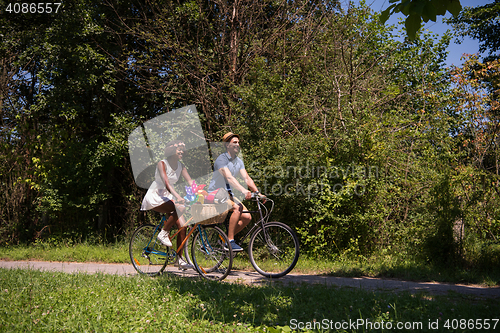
left=232, top=2, right=455, bottom=256
left=104, top=0, right=336, bottom=138
left=0, top=0, right=158, bottom=242
left=0, top=3, right=58, bottom=243
left=448, top=55, right=500, bottom=248
left=447, top=0, right=500, bottom=62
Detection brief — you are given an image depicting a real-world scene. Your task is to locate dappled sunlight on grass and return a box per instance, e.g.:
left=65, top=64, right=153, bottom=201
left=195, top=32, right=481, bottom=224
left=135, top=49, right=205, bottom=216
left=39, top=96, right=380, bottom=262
left=1, top=268, right=498, bottom=332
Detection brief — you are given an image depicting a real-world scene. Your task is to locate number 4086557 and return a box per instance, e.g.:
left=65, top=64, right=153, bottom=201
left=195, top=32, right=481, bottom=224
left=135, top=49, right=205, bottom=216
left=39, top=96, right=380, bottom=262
left=5, top=3, right=62, bottom=14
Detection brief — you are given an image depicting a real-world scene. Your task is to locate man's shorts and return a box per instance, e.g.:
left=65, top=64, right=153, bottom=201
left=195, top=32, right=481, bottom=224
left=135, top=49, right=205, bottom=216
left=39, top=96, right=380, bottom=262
left=228, top=195, right=248, bottom=213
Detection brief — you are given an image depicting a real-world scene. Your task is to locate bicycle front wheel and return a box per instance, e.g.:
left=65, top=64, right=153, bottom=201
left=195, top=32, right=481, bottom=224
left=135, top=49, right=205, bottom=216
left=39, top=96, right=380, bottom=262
left=248, top=221, right=300, bottom=278
left=191, top=225, right=233, bottom=281
left=129, top=224, right=169, bottom=276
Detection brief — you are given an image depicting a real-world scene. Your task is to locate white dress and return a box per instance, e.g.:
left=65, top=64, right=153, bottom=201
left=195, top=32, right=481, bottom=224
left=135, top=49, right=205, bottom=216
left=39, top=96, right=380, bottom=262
left=140, top=160, right=183, bottom=211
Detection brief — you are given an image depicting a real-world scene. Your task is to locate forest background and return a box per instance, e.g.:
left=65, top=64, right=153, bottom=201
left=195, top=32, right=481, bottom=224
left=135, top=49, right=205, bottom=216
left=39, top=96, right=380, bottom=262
left=1, top=0, right=499, bottom=270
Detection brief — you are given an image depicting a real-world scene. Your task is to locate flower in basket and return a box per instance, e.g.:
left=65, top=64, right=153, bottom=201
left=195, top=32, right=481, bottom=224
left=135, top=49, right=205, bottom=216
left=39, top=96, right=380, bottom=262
left=184, top=195, right=196, bottom=202
left=191, top=180, right=198, bottom=193
left=195, top=184, right=206, bottom=192
left=184, top=186, right=197, bottom=203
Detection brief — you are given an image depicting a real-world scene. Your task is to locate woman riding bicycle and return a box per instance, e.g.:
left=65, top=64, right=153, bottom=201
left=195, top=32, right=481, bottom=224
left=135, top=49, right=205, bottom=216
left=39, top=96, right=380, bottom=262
left=140, top=140, right=194, bottom=270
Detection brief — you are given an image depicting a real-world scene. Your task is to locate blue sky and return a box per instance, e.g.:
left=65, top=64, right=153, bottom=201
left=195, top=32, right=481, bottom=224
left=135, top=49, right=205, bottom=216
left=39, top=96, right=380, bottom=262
left=343, top=0, right=495, bottom=67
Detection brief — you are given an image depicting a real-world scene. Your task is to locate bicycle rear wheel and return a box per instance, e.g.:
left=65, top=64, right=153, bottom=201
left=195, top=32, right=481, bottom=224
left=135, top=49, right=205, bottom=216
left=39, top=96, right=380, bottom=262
left=191, top=225, right=233, bottom=281
left=248, top=221, right=300, bottom=278
left=129, top=224, right=170, bottom=276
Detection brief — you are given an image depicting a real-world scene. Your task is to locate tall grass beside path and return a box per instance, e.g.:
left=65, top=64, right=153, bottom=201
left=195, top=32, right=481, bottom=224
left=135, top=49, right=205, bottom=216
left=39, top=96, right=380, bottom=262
left=0, top=242, right=130, bottom=264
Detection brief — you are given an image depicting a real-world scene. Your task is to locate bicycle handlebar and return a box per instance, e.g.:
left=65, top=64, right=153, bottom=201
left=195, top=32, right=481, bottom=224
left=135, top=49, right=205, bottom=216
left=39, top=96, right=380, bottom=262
left=251, top=191, right=266, bottom=200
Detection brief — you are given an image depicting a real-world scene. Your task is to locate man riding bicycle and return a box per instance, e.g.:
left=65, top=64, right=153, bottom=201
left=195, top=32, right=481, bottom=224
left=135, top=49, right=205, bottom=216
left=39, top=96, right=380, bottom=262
left=207, top=132, right=263, bottom=251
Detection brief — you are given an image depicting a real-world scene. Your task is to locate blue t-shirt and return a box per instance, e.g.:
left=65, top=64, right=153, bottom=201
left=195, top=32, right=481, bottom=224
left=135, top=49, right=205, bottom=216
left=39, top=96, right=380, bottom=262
left=208, top=152, right=245, bottom=193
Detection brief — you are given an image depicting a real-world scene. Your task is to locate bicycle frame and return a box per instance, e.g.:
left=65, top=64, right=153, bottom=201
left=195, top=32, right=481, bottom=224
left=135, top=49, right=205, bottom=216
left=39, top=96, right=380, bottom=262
left=146, top=215, right=198, bottom=258
left=228, top=195, right=274, bottom=244
left=147, top=195, right=273, bottom=257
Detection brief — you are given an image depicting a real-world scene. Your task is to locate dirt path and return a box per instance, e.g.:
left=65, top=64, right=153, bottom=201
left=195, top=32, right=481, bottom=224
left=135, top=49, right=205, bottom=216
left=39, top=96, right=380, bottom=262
left=1, top=260, right=499, bottom=299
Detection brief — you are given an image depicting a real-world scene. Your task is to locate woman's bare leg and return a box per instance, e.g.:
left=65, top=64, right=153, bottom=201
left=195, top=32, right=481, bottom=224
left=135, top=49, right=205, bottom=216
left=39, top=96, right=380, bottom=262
left=152, top=201, right=177, bottom=231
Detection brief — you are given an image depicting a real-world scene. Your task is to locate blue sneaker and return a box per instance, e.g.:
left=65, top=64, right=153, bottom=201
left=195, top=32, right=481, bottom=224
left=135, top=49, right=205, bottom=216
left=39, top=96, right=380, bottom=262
left=229, top=240, right=243, bottom=252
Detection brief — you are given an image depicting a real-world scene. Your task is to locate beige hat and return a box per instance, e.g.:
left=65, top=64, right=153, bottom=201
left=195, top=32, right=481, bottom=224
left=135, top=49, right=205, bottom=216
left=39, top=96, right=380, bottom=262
left=222, top=132, right=239, bottom=143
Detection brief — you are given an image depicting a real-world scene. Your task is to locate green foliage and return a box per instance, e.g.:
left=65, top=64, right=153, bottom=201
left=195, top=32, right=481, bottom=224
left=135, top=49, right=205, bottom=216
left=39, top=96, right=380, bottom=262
left=232, top=3, right=462, bottom=260
left=380, top=0, right=462, bottom=40
left=447, top=1, right=500, bottom=62
left=422, top=173, right=462, bottom=265
left=474, top=241, right=500, bottom=271
left=296, top=164, right=379, bottom=257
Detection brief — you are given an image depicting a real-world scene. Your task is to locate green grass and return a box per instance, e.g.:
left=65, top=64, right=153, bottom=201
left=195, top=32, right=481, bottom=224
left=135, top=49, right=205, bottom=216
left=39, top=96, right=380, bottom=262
left=0, top=242, right=130, bottom=264
left=1, top=267, right=499, bottom=333
left=1, top=242, right=500, bottom=286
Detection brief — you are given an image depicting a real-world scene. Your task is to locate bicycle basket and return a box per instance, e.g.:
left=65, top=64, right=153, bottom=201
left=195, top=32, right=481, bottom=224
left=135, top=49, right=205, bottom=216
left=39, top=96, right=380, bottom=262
left=190, top=203, right=229, bottom=225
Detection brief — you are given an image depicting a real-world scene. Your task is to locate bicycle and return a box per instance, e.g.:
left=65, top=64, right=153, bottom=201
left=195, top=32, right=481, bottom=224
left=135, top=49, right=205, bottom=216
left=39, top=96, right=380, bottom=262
left=129, top=213, right=233, bottom=281
left=224, top=192, right=300, bottom=278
